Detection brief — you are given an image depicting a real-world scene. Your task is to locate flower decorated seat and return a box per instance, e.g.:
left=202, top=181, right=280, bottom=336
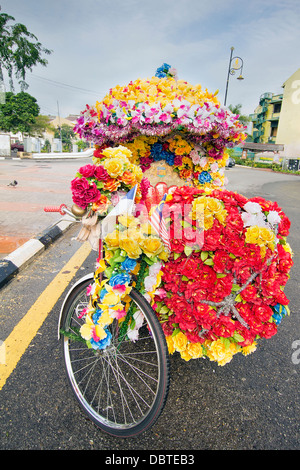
left=70, top=65, right=293, bottom=366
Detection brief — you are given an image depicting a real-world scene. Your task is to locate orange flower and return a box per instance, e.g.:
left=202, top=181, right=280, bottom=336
left=104, top=178, right=121, bottom=192
left=121, top=170, right=136, bottom=187
left=179, top=168, right=192, bottom=179
left=92, top=194, right=110, bottom=214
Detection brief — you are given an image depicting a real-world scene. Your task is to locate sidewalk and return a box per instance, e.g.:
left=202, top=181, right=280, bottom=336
left=0, top=153, right=90, bottom=288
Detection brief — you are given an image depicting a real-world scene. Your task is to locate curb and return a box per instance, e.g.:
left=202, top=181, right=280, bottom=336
left=0, top=218, right=75, bottom=289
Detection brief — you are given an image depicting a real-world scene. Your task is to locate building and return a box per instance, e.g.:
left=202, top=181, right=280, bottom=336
left=250, top=68, right=300, bottom=168
left=250, top=92, right=283, bottom=145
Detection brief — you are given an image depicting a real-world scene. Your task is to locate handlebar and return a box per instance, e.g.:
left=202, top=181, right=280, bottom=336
left=44, top=204, right=80, bottom=219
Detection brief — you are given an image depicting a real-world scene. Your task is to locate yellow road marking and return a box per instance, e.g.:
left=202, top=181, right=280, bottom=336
left=0, top=242, right=92, bottom=391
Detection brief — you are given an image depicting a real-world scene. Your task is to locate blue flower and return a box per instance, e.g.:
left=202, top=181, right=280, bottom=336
left=90, top=329, right=112, bottom=350
left=151, top=143, right=164, bottom=161
left=92, top=308, right=104, bottom=325
left=99, top=288, right=108, bottom=302
left=121, top=257, right=137, bottom=272
left=272, top=303, right=287, bottom=325
left=198, top=171, right=212, bottom=184
left=155, top=63, right=171, bottom=78
left=109, top=272, right=131, bottom=287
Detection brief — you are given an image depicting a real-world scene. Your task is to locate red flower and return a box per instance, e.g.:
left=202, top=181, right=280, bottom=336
left=213, top=250, right=234, bottom=273
left=212, top=315, right=236, bottom=338
left=194, top=303, right=217, bottom=330
left=94, top=165, right=109, bottom=181
left=259, top=322, right=277, bottom=339
left=71, top=177, right=100, bottom=209
left=240, top=284, right=260, bottom=303
left=78, top=164, right=96, bottom=178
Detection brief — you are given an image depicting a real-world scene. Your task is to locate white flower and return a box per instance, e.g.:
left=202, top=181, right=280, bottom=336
left=267, top=211, right=281, bottom=226
left=144, top=274, right=157, bottom=293
left=243, top=201, right=262, bottom=214
left=149, top=262, right=162, bottom=276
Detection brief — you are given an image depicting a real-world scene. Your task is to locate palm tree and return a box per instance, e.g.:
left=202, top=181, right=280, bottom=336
left=228, top=104, right=250, bottom=127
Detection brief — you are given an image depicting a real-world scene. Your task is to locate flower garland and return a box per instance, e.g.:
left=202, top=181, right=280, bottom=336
left=152, top=187, right=292, bottom=365
left=79, top=213, right=169, bottom=349
left=73, top=65, right=246, bottom=151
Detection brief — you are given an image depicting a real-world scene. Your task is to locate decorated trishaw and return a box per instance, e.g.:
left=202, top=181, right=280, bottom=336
left=58, top=64, right=293, bottom=436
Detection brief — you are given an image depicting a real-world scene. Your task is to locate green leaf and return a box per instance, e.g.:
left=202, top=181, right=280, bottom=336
left=184, top=245, right=193, bottom=257
left=231, top=284, right=241, bottom=292
left=221, top=337, right=231, bottom=349
left=181, top=275, right=189, bottom=281
left=173, top=252, right=181, bottom=260
left=233, top=332, right=245, bottom=343
left=200, top=251, right=209, bottom=261
left=235, top=294, right=242, bottom=302
left=172, top=328, right=181, bottom=337
left=216, top=273, right=227, bottom=278
left=203, top=258, right=214, bottom=266
left=181, top=220, right=191, bottom=228
left=159, top=306, right=170, bottom=314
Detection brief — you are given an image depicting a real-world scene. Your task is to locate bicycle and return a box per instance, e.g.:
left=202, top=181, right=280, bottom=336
left=44, top=204, right=170, bottom=437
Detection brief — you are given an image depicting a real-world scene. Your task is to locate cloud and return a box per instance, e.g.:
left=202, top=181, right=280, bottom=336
left=1, top=0, right=300, bottom=117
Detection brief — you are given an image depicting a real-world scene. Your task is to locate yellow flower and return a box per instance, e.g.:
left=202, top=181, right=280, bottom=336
left=187, top=342, right=204, bottom=359
left=101, top=291, right=120, bottom=306
left=242, top=342, right=257, bottom=356
left=94, top=325, right=107, bottom=340
left=139, top=236, right=164, bottom=258
left=172, top=331, right=188, bottom=352
left=259, top=227, right=275, bottom=245
left=118, top=214, right=138, bottom=227
left=119, top=237, right=142, bottom=259
left=245, top=226, right=260, bottom=245
left=206, top=197, right=224, bottom=215
left=103, top=157, right=124, bottom=178
left=206, top=339, right=238, bottom=366
left=105, top=230, right=120, bottom=248
left=180, top=350, right=192, bottom=361
left=158, top=249, right=169, bottom=261
left=166, top=335, right=175, bottom=355
left=96, top=309, right=114, bottom=327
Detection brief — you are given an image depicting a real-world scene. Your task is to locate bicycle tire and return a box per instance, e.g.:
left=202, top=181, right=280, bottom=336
left=60, top=278, right=170, bottom=437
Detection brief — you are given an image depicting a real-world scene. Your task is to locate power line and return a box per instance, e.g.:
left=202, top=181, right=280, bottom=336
left=31, top=73, right=105, bottom=96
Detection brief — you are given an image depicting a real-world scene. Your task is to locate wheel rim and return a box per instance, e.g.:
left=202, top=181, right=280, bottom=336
left=63, top=286, right=164, bottom=432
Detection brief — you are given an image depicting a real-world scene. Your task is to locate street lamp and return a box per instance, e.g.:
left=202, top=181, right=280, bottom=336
left=224, top=46, right=244, bottom=106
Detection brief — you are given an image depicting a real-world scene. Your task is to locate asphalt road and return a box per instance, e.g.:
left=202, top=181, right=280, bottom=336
left=0, top=164, right=299, bottom=451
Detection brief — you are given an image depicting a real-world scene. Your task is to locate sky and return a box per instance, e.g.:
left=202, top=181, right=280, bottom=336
left=2, top=0, right=300, bottom=119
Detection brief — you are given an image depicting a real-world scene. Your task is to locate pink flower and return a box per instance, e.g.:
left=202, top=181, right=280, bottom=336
left=71, top=177, right=100, bottom=209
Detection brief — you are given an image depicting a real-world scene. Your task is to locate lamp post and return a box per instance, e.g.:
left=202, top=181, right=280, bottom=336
left=224, top=46, right=244, bottom=106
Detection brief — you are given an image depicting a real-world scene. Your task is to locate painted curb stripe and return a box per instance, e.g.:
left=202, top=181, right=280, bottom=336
left=0, top=220, right=74, bottom=289
left=0, top=241, right=92, bottom=390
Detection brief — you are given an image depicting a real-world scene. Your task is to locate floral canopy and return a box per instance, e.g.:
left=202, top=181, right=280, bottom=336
left=74, top=63, right=246, bottom=190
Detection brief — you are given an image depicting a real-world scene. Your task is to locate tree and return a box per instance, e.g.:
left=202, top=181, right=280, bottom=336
left=54, top=124, right=75, bottom=151
left=0, top=11, right=52, bottom=92
left=228, top=104, right=250, bottom=127
left=28, top=114, right=53, bottom=137
left=0, top=91, right=39, bottom=133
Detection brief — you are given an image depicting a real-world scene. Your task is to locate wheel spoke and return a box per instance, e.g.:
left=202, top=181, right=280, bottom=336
left=62, top=281, right=169, bottom=436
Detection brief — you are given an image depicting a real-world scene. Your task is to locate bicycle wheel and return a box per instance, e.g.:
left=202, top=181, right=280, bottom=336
left=60, top=278, right=170, bottom=437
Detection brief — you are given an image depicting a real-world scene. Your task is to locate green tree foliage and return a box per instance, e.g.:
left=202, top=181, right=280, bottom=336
left=54, top=123, right=75, bottom=150
left=0, top=91, right=39, bottom=133
left=0, top=11, right=52, bottom=91
left=228, top=104, right=250, bottom=127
